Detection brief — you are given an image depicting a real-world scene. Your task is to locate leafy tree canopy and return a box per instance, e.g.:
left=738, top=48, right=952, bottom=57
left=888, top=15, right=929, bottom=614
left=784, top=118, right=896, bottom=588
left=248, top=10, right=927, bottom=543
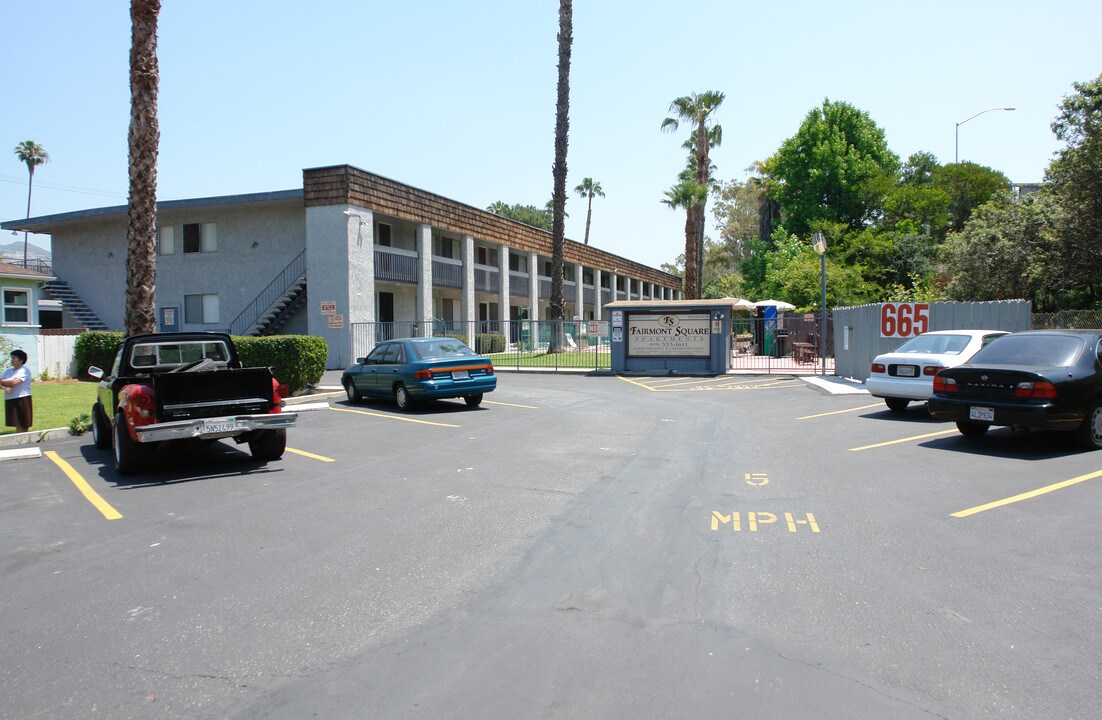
left=487, top=201, right=553, bottom=232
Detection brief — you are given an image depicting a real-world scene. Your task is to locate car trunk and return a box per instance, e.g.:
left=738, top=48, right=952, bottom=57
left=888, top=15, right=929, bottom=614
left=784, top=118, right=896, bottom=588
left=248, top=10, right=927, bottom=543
left=154, top=368, right=275, bottom=421
left=947, top=366, right=1054, bottom=401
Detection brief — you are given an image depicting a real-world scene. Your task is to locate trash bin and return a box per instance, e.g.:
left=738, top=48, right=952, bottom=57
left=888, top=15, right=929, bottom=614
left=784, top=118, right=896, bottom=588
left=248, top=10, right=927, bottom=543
left=775, top=330, right=788, bottom=358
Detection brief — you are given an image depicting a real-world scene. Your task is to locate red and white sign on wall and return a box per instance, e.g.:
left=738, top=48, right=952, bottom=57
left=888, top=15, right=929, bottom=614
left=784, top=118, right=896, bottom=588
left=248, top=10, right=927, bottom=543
left=880, top=303, right=930, bottom=338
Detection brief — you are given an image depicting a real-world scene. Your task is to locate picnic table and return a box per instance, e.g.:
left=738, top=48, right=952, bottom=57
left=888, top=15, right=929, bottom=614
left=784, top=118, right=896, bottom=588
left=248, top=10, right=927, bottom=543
left=792, top=342, right=817, bottom=364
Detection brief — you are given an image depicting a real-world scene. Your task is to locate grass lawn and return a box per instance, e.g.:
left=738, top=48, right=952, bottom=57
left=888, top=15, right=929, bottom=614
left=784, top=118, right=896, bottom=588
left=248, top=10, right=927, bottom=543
left=487, top=350, right=611, bottom=369
left=1, top=380, right=98, bottom=435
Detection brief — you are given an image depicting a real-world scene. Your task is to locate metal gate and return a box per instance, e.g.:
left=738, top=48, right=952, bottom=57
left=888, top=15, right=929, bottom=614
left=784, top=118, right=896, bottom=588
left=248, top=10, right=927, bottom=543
left=730, top=314, right=834, bottom=374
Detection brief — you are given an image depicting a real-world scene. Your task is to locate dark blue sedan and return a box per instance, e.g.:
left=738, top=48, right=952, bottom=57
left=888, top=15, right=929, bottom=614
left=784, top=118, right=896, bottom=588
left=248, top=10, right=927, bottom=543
left=341, top=337, right=497, bottom=410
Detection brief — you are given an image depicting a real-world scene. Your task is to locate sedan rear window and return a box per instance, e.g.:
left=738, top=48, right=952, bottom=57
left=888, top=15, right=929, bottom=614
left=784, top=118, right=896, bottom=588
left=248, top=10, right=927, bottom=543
left=893, top=334, right=970, bottom=355
left=969, top=334, right=1083, bottom=367
left=413, top=340, right=476, bottom=360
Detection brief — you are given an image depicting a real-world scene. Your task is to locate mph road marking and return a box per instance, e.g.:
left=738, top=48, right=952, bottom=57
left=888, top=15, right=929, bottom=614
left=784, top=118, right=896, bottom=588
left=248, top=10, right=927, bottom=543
left=711, top=511, right=820, bottom=533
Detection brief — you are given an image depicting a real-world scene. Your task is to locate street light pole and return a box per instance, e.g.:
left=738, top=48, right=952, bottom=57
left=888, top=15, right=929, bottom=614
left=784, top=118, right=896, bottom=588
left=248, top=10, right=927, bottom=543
left=955, top=106, right=1015, bottom=163
left=813, top=232, right=827, bottom=376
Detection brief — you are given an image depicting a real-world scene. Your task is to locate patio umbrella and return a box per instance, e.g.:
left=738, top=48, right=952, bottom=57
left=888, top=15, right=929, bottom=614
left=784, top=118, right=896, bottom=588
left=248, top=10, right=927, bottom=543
left=754, top=299, right=796, bottom=311
left=725, top=297, right=757, bottom=311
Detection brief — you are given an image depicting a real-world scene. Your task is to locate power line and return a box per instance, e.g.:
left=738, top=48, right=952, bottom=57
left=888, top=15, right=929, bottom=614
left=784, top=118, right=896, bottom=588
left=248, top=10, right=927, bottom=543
left=0, top=173, right=125, bottom=199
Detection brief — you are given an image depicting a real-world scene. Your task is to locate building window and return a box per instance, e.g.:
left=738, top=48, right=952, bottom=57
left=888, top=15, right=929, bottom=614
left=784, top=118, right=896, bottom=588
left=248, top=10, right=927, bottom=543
left=182, top=223, right=217, bottom=253
left=476, top=246, right=491, bottom=266
left=376, top=223, right=392, bottom=247
left=184, top=293, right=219, bottom=324
left=435, top=236, right=456, bottom=259
left=2, top=288, right=30, bottom=324
left=508, top=253, right=527, bottom=273
left=158, top=226, right=176, bottom=255
left=583, top=269, right=594, bottom=286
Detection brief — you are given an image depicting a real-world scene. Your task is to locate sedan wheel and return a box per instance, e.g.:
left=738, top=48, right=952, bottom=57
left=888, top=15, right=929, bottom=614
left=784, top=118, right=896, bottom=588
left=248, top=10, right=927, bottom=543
left=955, top=420, right=989, bottom=438
left=1076, top=400, right=1102, bottom=450
left=394, top=383, right=414, bottom=411
left=344, top=378, right=362, bottom=403
left=464, top=393, right=483, bottom=408
left=884, top=397, right=909, bottom=413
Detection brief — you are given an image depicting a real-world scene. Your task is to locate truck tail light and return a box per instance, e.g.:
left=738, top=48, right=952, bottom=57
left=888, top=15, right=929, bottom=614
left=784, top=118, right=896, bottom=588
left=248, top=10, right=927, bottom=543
left=933, top=376, right=958, bottom=393
left=923, top=364, right=943, bottom=376
left=870, top=363, right=885, bottom=374
left=1015, top=380, right=1058, bottom=399
left=131, top=390, right=155, bottom=418
left=414, top=369, right=433, bottom=380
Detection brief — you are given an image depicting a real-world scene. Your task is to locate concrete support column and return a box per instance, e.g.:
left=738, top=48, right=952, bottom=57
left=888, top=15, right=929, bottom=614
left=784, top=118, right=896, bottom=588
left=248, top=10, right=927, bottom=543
left=462, top=235, right=475, bottom=346
left=305, top=205, right=375, bottom=369
left=610, top=272, right=618, bottom=304
left=594, top=268, right=603, bottom=321
left=498, top=245, right=511, bottom=330
left=574, top=262, right=584, bottom=319
left=417, top=223, right=433, bottom=333
left=528, top=251, right=539, bottom=321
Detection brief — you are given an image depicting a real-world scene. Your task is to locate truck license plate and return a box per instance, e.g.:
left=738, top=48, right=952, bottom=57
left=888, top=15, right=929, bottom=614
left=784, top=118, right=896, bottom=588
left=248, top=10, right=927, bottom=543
left=969, top=406, right=995, bottom=422
left=895, top=365, right=916, bottom=377
left=452, top=370, right=469, bottom=380
left=201, top=419, right=237, bottom=434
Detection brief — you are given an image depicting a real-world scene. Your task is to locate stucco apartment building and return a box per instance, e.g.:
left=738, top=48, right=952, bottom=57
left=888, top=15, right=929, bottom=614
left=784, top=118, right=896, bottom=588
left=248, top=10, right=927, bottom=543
left=2, top=165, right=681, bottom=369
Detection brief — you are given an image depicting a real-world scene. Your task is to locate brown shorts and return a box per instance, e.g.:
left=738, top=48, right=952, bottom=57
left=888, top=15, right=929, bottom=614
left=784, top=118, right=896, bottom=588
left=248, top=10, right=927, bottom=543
left=5, top=396, right=33, bottom=429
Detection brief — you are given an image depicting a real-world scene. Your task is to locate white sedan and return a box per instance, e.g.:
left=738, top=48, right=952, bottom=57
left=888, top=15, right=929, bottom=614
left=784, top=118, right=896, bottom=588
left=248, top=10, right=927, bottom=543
left=867, top=329, right=1010, bottom=412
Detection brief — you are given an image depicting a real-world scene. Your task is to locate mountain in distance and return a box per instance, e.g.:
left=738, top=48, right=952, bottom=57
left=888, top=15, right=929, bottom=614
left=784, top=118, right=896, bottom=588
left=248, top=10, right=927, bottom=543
left=0, top=241, right=51, bottom=262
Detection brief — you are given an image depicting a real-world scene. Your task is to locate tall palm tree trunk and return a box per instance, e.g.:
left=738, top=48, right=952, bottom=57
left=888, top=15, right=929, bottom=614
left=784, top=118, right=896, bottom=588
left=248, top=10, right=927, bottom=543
left=125, top=0, right=161, bottom=336
left=549, top=0, right=572, bottom=351
left=583, top=191, right=593, bottom=245
left=22, top=167, right=35, bottom=267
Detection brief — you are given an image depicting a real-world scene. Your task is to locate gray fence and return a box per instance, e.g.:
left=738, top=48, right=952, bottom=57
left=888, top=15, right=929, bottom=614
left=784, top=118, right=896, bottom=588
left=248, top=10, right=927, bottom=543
left=832, top=300, right=1032, bottom=381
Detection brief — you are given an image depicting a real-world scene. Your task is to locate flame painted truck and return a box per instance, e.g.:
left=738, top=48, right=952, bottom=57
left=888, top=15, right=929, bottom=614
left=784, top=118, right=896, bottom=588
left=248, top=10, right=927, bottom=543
left=89, top=332, right=297, bottom=475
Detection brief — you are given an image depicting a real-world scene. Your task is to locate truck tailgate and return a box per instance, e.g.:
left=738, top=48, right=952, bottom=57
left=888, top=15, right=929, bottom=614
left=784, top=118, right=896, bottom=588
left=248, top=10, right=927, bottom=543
left=154, top=368, right=275, bottom=420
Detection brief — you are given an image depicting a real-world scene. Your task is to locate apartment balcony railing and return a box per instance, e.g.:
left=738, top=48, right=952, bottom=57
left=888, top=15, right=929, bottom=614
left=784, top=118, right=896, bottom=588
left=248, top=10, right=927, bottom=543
left=432, top=257, right=462, bottom=289
left=374, top=246, right=418, bottom=283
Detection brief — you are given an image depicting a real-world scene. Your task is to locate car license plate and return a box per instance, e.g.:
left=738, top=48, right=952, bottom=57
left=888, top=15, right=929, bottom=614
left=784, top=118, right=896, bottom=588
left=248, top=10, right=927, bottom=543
left=969, top=406, right=995, bottom=422
left=452, top=370, right=469, bottom=380
left=201, top=419, right=237, bottom=434
left=895, top=365, right=917, bottom=377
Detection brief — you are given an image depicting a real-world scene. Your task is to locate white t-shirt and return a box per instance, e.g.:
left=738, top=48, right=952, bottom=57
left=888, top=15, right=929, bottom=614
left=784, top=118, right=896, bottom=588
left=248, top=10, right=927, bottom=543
left=2, top=365, right=31, bottom=399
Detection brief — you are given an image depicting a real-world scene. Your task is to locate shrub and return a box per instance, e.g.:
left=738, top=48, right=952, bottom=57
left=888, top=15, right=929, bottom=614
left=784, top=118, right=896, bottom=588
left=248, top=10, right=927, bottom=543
left=68, top=413, right=92, bottom=435
left=74, top=331, right=125, bottom=378
left=473, top=333, right=506, bottom=354
left=233, top=335, right=328, bottom=394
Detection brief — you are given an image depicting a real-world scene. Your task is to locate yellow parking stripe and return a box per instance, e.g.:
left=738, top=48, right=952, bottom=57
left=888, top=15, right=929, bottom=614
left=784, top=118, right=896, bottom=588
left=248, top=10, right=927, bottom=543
left=799, top=403, right=885, bottom=420
left=328, top=406, right=460, bottom=428
left=285, top=447, right=335, bottom=463
left=483, top=400, right=539, bottom=409
left=952, top=468, right=1102, bottom=518
left=616, top=376, right=657, bottom=391
left=848, top=429, right=957, bottom=451
left=43, top=451, right=122, bottom=521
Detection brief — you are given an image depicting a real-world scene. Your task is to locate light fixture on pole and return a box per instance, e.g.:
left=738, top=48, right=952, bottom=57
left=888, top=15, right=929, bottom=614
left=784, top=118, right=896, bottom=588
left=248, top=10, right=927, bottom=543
left=812, top=231, right=827, bottom=376
left=955, top=106, right=1015, bottom=163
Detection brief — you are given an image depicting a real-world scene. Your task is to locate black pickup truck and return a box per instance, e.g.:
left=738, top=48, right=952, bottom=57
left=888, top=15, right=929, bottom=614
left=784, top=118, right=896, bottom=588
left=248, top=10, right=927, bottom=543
left=89, top=332, right=297, bottom=474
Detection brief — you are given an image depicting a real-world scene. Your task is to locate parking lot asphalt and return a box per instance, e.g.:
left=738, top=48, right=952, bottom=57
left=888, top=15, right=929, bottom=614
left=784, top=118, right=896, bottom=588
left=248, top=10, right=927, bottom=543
left=2, top=372, right=1100, bottom=719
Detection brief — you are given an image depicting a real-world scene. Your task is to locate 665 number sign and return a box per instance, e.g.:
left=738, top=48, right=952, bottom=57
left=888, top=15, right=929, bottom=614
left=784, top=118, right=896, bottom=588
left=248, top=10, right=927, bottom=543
left=880, top=303, right=930, bottom=338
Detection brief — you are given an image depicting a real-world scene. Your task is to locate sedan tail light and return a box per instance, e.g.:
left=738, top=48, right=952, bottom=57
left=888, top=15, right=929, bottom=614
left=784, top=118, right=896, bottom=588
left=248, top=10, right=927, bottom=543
left=1015, top=380, right=1058, bottom=399
left=486, top=363, right=494, bottom=376
left=922, top=364, right=943, bottom=376
left=870, top=363, right=885, bottom=374
left=933, top=376, right=958, bottom=393
left=414, top=369, right=433, bottom=380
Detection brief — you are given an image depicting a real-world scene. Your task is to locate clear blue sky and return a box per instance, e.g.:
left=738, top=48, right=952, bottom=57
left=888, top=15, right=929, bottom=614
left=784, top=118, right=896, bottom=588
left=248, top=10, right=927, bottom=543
left=2, top=1, right=1098, bottom=268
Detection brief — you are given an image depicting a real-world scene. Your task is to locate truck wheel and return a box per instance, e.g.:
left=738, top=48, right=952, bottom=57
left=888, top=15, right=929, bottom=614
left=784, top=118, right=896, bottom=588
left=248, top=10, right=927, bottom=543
left=884, top=397, right=909, bottom=413
left=113, top=415, right=149, bottom=475
left=249, top=429, right=287, bottom=461
left=1075, top=400, right=1102, bottom=450
left=464, top=393, right=483, bottom=408
left=92, top=402, right=112, bottom=450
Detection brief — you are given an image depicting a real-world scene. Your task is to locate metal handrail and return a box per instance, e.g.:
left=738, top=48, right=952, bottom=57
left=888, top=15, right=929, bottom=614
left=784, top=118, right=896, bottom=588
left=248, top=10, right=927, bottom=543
left=228, top=249, right=306, bottom=336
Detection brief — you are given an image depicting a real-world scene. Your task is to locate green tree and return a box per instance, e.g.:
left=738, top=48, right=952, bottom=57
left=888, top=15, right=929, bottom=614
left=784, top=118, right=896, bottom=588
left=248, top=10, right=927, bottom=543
left=487, top=201, right=553, bottom=231
left=1047, top=72, right=1102, bottom=306
left=933, top=162, right=1011, bottom=232
left=548, top=0, right=572, bottom=350
left=13, top=140, right=49, bottom=267
left=662, top=180, right=708, bottom=297
left=661, top=90, right=725, bottom=299
left=573, top=177, right=604, bottom=245
left=125, top=0, right=161, bottom=336
left=764, top=99, right=900, bottom=238
left=712, top=176, right=763, bottom=262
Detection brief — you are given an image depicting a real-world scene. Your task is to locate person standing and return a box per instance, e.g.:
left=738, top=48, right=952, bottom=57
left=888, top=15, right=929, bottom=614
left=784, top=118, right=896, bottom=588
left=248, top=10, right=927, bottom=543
left=2, top=349, right=33, bottom=434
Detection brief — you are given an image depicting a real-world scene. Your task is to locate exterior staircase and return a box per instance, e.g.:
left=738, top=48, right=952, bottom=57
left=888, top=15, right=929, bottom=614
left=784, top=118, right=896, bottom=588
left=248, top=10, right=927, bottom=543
left=42, top=280, right=109, bottom=331
left=228, top=250, right=308, bottom=336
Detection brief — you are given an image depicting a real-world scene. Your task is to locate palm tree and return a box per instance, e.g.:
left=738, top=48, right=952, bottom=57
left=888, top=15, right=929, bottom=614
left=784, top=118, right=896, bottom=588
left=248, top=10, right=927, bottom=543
left=125, top=0, right=161, bottom=336
left=13, top=141, right=49, bottom=267
left=573, top=177, right=604, bottom=245
left=549, top=0, right=572, bottom=351
left=662, top=180, right=708, bottom=297
left=661, top=91, right=725, bottom=299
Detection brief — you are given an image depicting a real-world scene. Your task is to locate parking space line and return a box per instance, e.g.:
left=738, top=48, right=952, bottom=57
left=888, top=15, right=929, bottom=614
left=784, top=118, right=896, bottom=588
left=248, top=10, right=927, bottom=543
left=328, top=406, right=461, bottom=428
left=798, top=403, right=884, bottom=420
left=951, top=468, right=1102, bottom=518
left=848, top=429, right=957, bottom=451
left=43, top=450, right=122, bottom=521
left=616, top=376, right=658, bottom=391
left=483, top=400, right=539, bottom=409
left=286, top=447, right=335, bottom=463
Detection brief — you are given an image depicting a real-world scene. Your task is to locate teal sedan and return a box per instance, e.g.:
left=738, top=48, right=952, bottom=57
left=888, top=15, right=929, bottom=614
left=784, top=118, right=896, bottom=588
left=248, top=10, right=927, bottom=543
left=341, top=337, right=497, bottom=410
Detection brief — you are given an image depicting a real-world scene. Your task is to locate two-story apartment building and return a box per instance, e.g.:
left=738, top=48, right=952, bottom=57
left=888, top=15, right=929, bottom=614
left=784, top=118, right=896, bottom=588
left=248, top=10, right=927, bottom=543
left=2, top=165, right=682, bottom=368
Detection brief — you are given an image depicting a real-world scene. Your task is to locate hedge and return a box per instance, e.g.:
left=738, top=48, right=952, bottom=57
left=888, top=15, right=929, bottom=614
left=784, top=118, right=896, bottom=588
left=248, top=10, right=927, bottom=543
left=443, top=333, right=506, bottom=354
left=72, top=331, right=327, bottom=393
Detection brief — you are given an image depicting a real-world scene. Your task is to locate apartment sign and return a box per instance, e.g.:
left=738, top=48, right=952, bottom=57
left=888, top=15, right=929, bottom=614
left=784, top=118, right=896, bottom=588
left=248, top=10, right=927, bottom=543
left=627, top=313, right=711, bottom=357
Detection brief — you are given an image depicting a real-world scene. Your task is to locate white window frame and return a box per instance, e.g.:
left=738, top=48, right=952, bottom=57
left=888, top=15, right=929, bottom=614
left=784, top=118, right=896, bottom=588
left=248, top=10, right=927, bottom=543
left=2, top=287, right=31, bottom=325
left=158, top=226, right=176, bottom=255
left=183, top=293, right=220, bottom=324
left=182, top=222, right=217, bottom=254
